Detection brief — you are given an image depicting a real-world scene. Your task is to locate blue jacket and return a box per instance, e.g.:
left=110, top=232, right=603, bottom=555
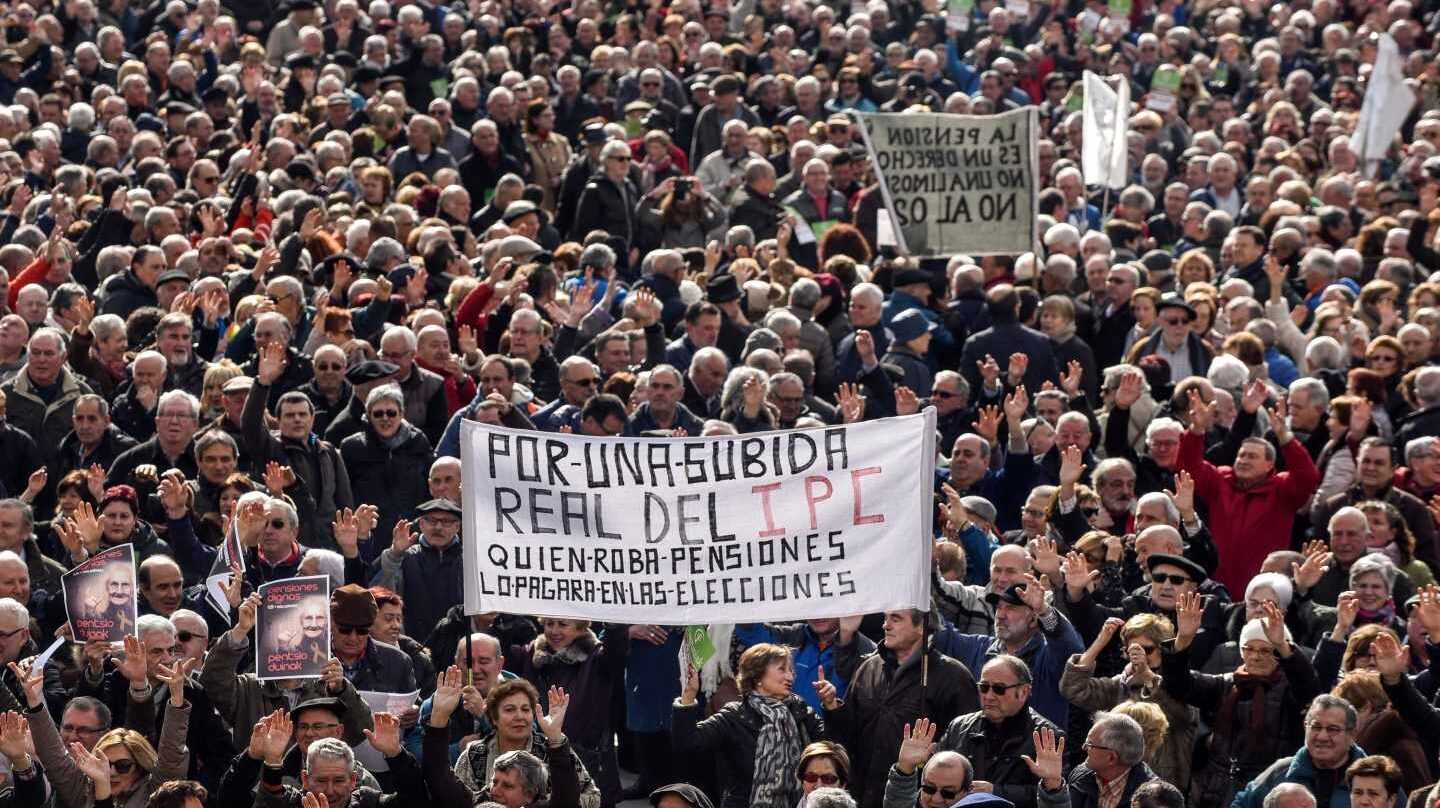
left=1230, top=745, right=1369, bottom=808
left=625, top=629, right=683, bottom=732
left=733, top=622, right=875, bottom=712
left=1266, top=347, right=1301, bottom=388
left=931, top=606, right=1084, bottom=727
left=945, top=41, right=981, bottom=95
left=882, top=289, right=955, bottom=353
left=936, top=445, right=1039, bottom=534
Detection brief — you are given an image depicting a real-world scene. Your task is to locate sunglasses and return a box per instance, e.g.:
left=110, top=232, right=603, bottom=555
left=568, top=377, right=598, bottom=386
left=920, top=784, right=962, bottom=800
left=931, top=390, right=956, bottom=399
left=268, top=518, right=289, bottom=530
left=175, top=630, right=203, bottom=643
left=977, top=681, right=1027, bottom=695
left=370, top=409, right=400, bottom=419
left=316, top=363, right=346, bottom=371
left=337, top=625, right=370, bottom=635
left=1152, top=573, right=1192, bottom=586
left=110, top=759, right=137, bottom=774
left=801, top=773, right=840, bottom=785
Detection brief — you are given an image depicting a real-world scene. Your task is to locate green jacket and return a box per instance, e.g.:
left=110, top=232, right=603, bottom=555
left=0, top=366, right=92, bottom=461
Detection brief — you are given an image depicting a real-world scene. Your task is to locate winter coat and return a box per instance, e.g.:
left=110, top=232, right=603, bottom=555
left=372, top=536, right=465, bottom=641
left=827, top=645, right=978, bottom=808
left=572, top=173, right=639, bottom=245
left=340, top=421, right=434, bottom=561
left=1160, top=641, right=1320, bottom=807
left=1039, top=763, right=1158, bottom=808
left=1059, top=655, right=1198, bottom=790
left=1177, top=430, right=1320, bottom=594
left=0, top=366, right=92, bottom=462
left=241, top=379, right=353, bottom=549
left=28, top=696, right=190, bottom=808
left=931, top=608, right=1084, bottom=727
left=1229, top=745, right=1366, bottom=808
left=508, top=629, right=630, bottom=803
left=938, top=708, right=1063, bottom=808
left=672, top=694, right=824, bottom=808
left=959, top=321, right=1060, bottom=396
left=452, top=730, right=602, bottom=808
left=423, top=726, right=584, bottom=808
left=99, top=270, right=158, bottom=319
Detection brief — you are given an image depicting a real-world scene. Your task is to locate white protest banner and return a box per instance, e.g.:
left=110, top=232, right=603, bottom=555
left=1349, top=33, right=1417, bottom=177
left=461, top=412, right=937, bottom=625
left=1082, top=71, right=1130, bottom=190
left=857, top=108, right=1038, bottom=257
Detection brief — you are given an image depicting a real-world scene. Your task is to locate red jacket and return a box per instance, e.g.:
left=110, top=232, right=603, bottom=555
left=1177, top=430, right=1320, bottom=593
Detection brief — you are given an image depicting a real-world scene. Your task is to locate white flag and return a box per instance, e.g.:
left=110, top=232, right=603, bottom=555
left=1349, top=34, right=1417, bottom=177
left=1082, top=71, right=1130, bottom=190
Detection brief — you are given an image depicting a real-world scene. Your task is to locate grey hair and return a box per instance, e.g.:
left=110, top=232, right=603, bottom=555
left=1145, top=417, right=1183, bottom=443
left=1415, top=367, right=1440, bottom=408
left=1090, top=711, right=1147, bottom=767
left=807, top=788, right=858, bottom=808
left=600, top=140, right=630, bottom=161
left=492, top=750, right=548, bottom=798
left=1406, top=436, right=1438, bottom=465
left=136, top=614, right=177, bottom=643
left=268, top=497, right=300, bottom=530
left=1136, top=491, right=1180, bottom=526
left=302, top=549, right=345, bottom=587
left=305, top=738, right=357, bottom=773
left=365, top=237, right=406, bottom=268
left=381, top=325, right=418, bottom=352
left=721, top=366, right=769, bottom=415
left=765, top=309, right=801, bottom=336
left=158, top=390, right=200, bottom=420
left=1264, top=784, right=1317, bottom=808
left=851, top=282, right=883, bottom=306
left=1288, top=377, right=1330, bottom=411
left=194, top=429, right=238, bottom=458
left=1305, top=336, right=1346, bottom=372
left=0, top=499, right=33, bottom=528
left=90, top=313, right=126, bottom=343
left=789, top=278, right=822, bottom=310
left=366, top=383, right=405, bottom=412
left=1348, top=552, right=1398, bottom=592
left=1306, top=694, right=1358, bottom=730
left=689, top=346, right=728, bottom=374
left=0, top=597, right=28, bottom=627
left=579, top=242, right=616, bottom=270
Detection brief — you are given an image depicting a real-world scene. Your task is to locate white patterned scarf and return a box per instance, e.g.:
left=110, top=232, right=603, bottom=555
left=747, top=693, right=803, bottom=808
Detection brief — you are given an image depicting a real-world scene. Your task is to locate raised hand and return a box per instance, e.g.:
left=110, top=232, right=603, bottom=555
left=896, top=718, right=937, bottom=775
left=813, top=665, right=838, bottom=710
left=116, top=634, right=149, bottom=687
left=538, top=686, right=569, bottom=743
left=1029, top=536, right=1062, bottom=578
left=0, top=711, right=29, bottom=764
left=977, top=354, right=1001, bottom=389
left=364, top=711, right=403, bottom=758
left=1114, top=370, right=1142, bottom=409
left=332, top=508, right=361, bottom=559
left=1290, top=545, right=1332, bottom=593
left=1186, top=389, right=1215, bottom=433
left=1017, top=572, right=1052, bottom=614
left=21, top=467, right=46, bottom=501
left=302, top=792, right=330, bottom=808
left=72, top=501, right=102, bottom=547
left=679, top=665, right=700, bottom=705
left=1060, top=359, right=1083, bottom=398
left=233, top=592, right=262, bottom=639
left=431, top=665, right=463, bottom=724
left=262, top=461, right=296, bottom=495
left=1332, top=591, right=1359, bottom=639
left=1063, top=551, right=1099, bottom=599
left=895, top=386, right=919, bottom=416
left=391, top=519, right=417, bottom=556
left=158, top=474, right=189, bottom=516
left=974, top=405, right=1001, bottom=446
left=1167, top=470, right=1195, bottom=520
left=836, top=383, right=865, bottom=424
left=1021, top=725, right=1066, bottom=790
left=1260, top=600, right=1290, bottom=655
left=1007, top=352, right=1030, bottom=387
left=1268, top=394, right=1291, bottom=442
left=256, top=340, right=286, bottom=385
left=71, top=741, right=113, bottom=795
left=5, top=661, right=43, bottom=709
left=154, top=657, right=197, bottom=706
left=246, top=710, right=285, bottom=761
left=320, top=657, right=344, bottom=694
left=741, top=375, right=765, bottom=418
left=1371, top=630, right=1410, bottom=684
left=1004, top=385, right=1030, bottom=426
left=1058, top=445, right=1084, bottom=489
left=1174, top=591, right=1203, bottom=647
left=1413, top=585, right=1440, bottom=639
left=855, top=329, right=876, bottom=365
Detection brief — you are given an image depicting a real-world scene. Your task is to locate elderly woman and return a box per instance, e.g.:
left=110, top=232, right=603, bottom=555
left=425, top=672, right=601, bottom=808
left=338, top=384, right=433, bottom=557
left=797, top=741, right=851, bottom=807
left=506, top=619, right=629, bottom=805
left=1061, top=613, right=1197, bottom=789
left=1163, top=593, right=1319, bottom=807
left=58, top=485, right=173, bottom=566
left=673, top=643, right=824, bottom=808
left=18, top=640, right=192, bottom=808
left=1203, top=572, right=1303, bottom=674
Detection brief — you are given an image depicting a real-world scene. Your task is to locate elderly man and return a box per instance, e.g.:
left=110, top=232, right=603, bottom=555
left=410, top=632, right=514, bottom=762
left=371, top=499, right=464, bottom=642
left=937, top=656, right=1064, bottom=808
left=100, top=245, right=162, bottom=318
left=111, top=350, right=168, bottom=441
left=934, top=570, right=1083, bottom=728
left=0, top=501, right=65, bottom=600
left=883, top=744, right=980, bottom=808
left=155, top=311, right=208, bottom=396
left=1, top=328, right=93, bottom=458
left=624, top=365, right=703, bottom=436
left=1035, top=713, right=1156, bottom=808
left=572, top=140, right=640, bottom=247
left=531, top=357, right=601, bottom=432
left=941, top=388, right=1036, bottom=533
left=76, top=613, right=237, bottom=787
left=1179, top=391, right=1319, bottom=594
left=330, top=584, right=417, bottom=694
left=696, top=120, right=762, bottom=205
left=107, top=390, right=203, bottom=491
left=501, top=310, right=561, bottom=404
left=1230, top=696, right=1365, bottom=808
left=681, top=348, right=727, bottom=419
left=829, top=610, right=976, bottom=808
left=1300, top=506, right=1418, bottom=609
left=237, top=313, right=317, bottom=408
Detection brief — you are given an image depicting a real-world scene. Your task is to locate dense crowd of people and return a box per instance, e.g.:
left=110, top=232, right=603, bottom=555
left=0, top=0, right=1435, bottom=805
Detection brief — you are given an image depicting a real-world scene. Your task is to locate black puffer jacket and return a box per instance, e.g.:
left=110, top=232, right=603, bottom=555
left=938, top=707, right=1063, bottom=808
left=339, top=421, right=434, bottom=562
left=672, top=694, right=824, bottom=808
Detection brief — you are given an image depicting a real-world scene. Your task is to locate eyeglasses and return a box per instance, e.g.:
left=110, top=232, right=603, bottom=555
left=157, top=411, right=196, bottom=420
left=931, top=390, right=956, bottom=399
left=801, top=773, right=840, bottom=785
left=1307, top=722, right=1349, bottom=736
left=1241, top=645, right=1276, bottom=658
left=337, top=625, right=370, bottom=635
left=920, top=784, right=962, bottom=800
left=609, top=155, right=631, bottom=163
left=267, top=518, right=289, bottom=530
left=1081, top=506, right=1100, bottom=518
left=1161, top=317, right=1186, bottom=326
left=977, top=680, right=1027, bottom=695
left=1082, top=741, right=1114, bottom=753
left=1367, top=354, right=1398, bottom=364
left=298, top=721, right=342, bottom=733
left=316, top=363, right=346, bottom=371
left=110, top=759, right=137, bottom=774
left=370, top=409, right=400, bottom=419
left=175, top=630, right=204, bottom=643
left=61, top=723, right=104, bottom=735
left=567, top=377, right=598, bottom=387
left=1152, top=573, right=1192, bottom=586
